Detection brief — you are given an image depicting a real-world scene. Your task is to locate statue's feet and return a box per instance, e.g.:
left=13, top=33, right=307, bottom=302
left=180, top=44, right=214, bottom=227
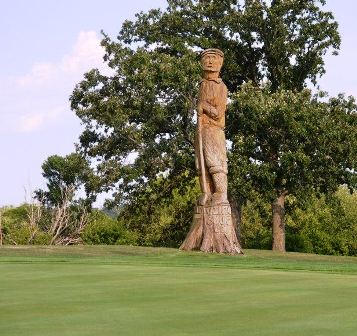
left=211, top=192, right=228, bottom=205
left=198, top=193, right=210, bottom=206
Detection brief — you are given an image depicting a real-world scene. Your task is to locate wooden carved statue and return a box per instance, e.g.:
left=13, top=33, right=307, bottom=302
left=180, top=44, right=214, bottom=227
left=180, top=49, right=243, bottom=254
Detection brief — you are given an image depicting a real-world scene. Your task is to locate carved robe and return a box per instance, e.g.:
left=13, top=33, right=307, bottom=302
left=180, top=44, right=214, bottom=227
left=196, top=77, right=228, bottom=192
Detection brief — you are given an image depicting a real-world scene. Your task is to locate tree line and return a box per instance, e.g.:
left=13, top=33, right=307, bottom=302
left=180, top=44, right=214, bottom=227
left=2, top=0, right=356, bottom=254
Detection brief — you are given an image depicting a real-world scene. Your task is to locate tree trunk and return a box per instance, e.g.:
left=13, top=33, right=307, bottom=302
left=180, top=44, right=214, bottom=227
left=272, top=192, right=286, bottom=252
left=228, top=194, right=242, bottom=245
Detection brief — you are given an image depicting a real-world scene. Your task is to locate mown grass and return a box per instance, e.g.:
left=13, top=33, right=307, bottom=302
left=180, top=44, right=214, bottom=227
left=0, top=246, right=356, bottom=336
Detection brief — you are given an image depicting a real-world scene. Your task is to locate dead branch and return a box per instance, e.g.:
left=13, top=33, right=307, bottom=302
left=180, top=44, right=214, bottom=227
left=49, top=185, right=89, bottom=245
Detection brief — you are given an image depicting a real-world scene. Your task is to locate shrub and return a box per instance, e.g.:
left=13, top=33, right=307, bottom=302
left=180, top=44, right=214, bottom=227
left=240, top=199, right=272, bottom=250
left=82, top=210, right=138, bottom=245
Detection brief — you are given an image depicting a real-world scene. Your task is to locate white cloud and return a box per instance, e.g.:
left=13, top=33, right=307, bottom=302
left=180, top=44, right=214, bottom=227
left=62, top=31, right=105, bottom=73
left=16, top=31, right=106, bottom=87
left=18, top=114, right=45, bottom=132
left=17, top=105, right=66, bottom=133
left=17, top=63, right=57, bottom=86
left=3, top=30, right=109, bottom=134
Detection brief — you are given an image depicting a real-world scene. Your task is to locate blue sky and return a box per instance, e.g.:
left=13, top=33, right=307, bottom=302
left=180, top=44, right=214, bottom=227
left=0, top=0, right=356, bottom=206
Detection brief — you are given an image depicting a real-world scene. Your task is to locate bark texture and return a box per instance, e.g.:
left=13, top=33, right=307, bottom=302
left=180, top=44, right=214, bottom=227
left=229, top=195, right=242, bottom=244
left=272, top=193, right=286, bottom=252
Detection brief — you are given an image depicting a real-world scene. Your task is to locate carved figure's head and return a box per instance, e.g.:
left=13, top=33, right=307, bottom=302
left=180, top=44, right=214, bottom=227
left=201, top=48, right=224, bottom=73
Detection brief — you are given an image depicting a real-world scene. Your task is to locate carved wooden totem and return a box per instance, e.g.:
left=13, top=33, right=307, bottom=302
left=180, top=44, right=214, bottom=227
left=180, top=49, right=243, bottom=254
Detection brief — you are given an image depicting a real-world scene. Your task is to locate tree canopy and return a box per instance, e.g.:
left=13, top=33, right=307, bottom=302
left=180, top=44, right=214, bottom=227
left=35, top=153, right=95, bottom=207
left=70, top=0, right=342, bottom=212
left=228, top=84, right=357, bottom=203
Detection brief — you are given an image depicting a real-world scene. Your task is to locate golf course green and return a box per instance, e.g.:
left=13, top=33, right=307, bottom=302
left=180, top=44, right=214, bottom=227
left=1, top=246, right=356, bottom=336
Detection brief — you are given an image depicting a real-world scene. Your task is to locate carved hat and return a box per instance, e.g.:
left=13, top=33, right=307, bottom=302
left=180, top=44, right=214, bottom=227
left=201, top=48, right=224, bottom=59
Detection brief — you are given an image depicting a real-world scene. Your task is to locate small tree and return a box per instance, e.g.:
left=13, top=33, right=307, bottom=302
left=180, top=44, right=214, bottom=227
left=36, top=153, right=95, bottom=207
left=36, top=153, right=96, bottom=244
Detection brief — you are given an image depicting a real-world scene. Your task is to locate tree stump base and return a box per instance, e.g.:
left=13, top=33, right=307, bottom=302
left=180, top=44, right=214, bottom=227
left=180, top=202, right=243, bottom=255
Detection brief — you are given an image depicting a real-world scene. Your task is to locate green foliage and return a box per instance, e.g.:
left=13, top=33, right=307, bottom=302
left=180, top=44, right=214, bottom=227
left=336, top=188, right=357, bottom=255
left=242, top=0, right=340, bottom=91
left=119, top=0, right=340, bottom=91
left=71, top=43, right=199, bottom=205
left=0, top=205, right=51, bottom=245
left=29, top=231, right=52, bottom=245
left=36, top=153, right=97, bottom=207
left=287, top=188, right=357, bottom=256
left=240, top=196, right=272, bottom=250
left=228, top=83, right=357, bottom=204
left=119, top=173, right=200, bottom=247
left=82, top=210, right=138, bottom=245
left=65, top=0, right=349, bottom=253
left=28, top=0, right=352, bottom=253
left=1, top=205, right=31, bottom=244
left=70, top=0, right=340, bottom=207
left=240, top=187, right=357, bottom=256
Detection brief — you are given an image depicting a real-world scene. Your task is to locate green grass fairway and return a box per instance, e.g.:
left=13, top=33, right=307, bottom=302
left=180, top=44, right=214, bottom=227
left=1, top=246, right=356, bottom=336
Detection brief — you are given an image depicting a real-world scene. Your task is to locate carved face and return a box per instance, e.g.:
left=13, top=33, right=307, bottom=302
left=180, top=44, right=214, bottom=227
left=201, top=53, right=223, bottom=72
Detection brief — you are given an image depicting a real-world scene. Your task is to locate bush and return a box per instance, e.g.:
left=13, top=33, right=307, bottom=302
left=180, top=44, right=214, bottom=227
left=82, top=210, right=138, bottom=245
left=240, top=198, right=272, bottom=250
left=120, top=176, right=200, bottom=248
left=1, top=205, right=32, bottom=244
left=285, top=189, right=357, bottom=256
left=0, top=204, right=52, bottom=245
left=284, top=189, right=356, bottom=255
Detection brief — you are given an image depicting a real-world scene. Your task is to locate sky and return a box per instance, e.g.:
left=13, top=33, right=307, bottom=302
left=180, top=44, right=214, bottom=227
left=0, top=0, right=356, bottom=207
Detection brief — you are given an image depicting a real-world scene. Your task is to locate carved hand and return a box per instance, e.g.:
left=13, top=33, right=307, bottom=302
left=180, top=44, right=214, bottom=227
left=202, top=102, right=218, bottom=119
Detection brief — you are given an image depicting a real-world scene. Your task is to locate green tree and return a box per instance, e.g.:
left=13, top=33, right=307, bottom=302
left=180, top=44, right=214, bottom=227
left=239, top=187, right=357, bottom=256
left=35, top=153, right=100, bottom=245
left=36, top=153, right=96, bottom=207
left=228, top=84, right=357, bottom=251
left=69, top=0, right=345, bottom=250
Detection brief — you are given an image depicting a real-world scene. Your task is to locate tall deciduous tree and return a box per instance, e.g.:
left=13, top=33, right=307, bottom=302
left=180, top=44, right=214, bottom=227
left=228, top=84, right=357, bottom=251
left=70, top=0, right=343, bottom=249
